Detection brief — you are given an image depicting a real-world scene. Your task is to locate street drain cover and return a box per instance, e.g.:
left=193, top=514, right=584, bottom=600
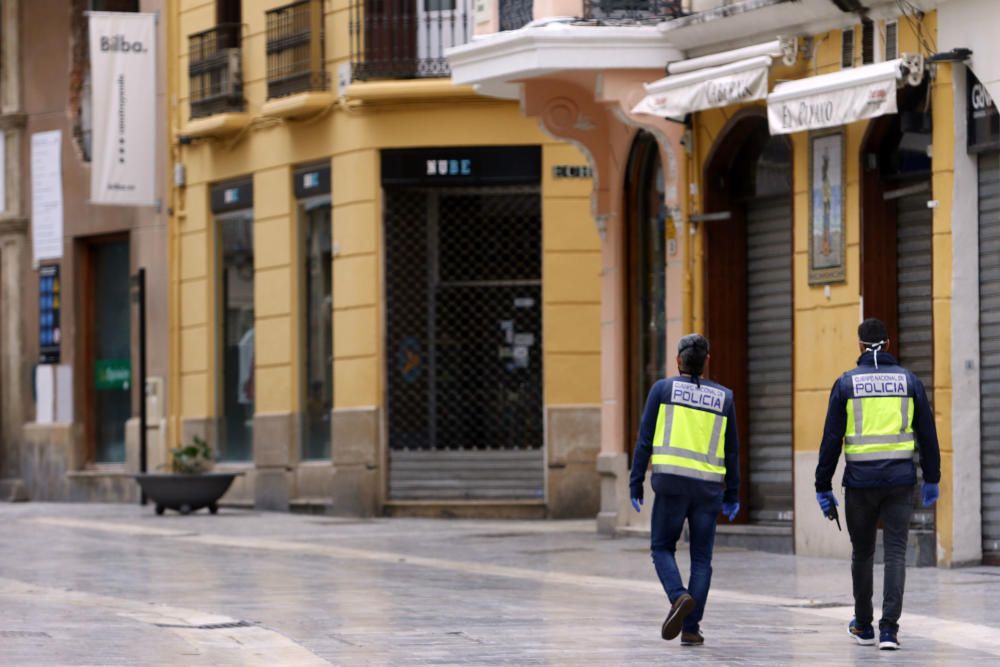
left=155, top=621, right=254, bottom=630
left=783, top=601, right=852, bottom=609
left=0, top=631, right=51, bottom=639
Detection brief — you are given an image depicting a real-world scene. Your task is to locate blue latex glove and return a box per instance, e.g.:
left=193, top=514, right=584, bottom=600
left=921, top=482, right=939, bottom=507
left=722, top=501, right=739, bottom=522
left=816, top=491, right=838, bottom=515
left=631, top=497, right=643, bottom=513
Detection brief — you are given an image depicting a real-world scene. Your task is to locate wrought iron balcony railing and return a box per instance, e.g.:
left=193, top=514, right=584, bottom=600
left=189, top=24, right=245, bottom=119
left=583, top=0, right=684, bottom=22
left=266, top=0, right=329, bottom=99
left=350, top=0, right=473, bottom=81
left=499, top=0, right=533, bottom=31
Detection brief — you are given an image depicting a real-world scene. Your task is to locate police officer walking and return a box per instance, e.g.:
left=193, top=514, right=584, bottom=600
left=815, top=318, right=941, bottom=651
left=630, top=334, right=740, bottom=647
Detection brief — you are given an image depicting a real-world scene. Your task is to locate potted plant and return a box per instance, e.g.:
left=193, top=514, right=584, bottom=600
left=134, top=436, right=241, bottom=515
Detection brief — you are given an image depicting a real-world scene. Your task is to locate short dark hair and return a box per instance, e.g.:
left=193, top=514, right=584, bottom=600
left=678, top=333, right=710, bottom=375
left=858, top=318, right=889, bottom=344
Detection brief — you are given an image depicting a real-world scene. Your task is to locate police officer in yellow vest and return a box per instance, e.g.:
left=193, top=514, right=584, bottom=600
left=815, top=318, right=941, bottom=651
left=630, top=334, right=740, bottom=647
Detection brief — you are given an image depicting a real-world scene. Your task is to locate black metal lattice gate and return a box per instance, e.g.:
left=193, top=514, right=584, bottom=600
left=384, top=180, right=544, bottom=501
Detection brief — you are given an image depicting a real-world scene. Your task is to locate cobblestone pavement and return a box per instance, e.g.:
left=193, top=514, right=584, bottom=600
left=1, top=503, right=998, bottom=666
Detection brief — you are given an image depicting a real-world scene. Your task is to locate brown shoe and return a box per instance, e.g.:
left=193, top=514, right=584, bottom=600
left=661, top=593, right=695, bottom=641
left=681, top=630, right=704, bottom=646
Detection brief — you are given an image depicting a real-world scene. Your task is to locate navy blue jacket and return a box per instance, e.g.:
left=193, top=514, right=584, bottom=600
left=629, top=376, right=740, bottom=505
left=815, top=351, right=941, bottom=492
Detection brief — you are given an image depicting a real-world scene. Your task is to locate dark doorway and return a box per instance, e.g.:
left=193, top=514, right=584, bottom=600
left=623, top=131, right=667, bottom=459
left=216, top=0, right=241, bottom=25
left=82, top=236, right=132, bottom=464
left=703, top=112, right=794, bottom=524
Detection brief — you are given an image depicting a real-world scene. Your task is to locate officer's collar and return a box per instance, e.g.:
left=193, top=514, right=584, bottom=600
left=857, top=350, right=898, bottom=366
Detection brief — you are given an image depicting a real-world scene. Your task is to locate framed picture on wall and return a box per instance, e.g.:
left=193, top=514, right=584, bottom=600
left=809, top=130, right=846, bottom=284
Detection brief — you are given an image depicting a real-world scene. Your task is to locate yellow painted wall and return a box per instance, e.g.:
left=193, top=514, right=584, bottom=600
left=171, top=0, right=601, bottom=438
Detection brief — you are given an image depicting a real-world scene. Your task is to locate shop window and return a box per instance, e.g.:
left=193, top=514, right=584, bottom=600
left=841, top=27, right=855, bottom=69
left=219, top=212, right=255, bottom=461
left=301, top=204, right=332, bottom=460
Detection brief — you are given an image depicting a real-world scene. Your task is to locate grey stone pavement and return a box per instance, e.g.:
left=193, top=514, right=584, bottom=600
left=1, top=504, right=999, bottom=666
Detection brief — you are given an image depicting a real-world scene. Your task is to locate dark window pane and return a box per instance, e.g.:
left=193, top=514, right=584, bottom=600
left=94, top=241, right=131, bottom=463
left=302, top=205, right=333, bottom=460
left=220, top=213, right=255, bottom=461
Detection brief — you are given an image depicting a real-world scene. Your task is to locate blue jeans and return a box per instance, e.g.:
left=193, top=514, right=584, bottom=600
left=650, top=492, right=720, bottom=633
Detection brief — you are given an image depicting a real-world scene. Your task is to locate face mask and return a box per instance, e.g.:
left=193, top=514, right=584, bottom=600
left=861, top=340, right=885, bottom=369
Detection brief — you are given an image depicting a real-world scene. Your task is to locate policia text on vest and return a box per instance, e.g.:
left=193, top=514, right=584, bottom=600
left=629, top=334, right=739, bottom=647
left=814, top=319, right=941, bottom=651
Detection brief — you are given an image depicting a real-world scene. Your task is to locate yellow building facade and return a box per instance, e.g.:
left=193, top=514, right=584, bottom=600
left=166, top=0, right=602, bottom=516
left=450, top=1, right=991, bottom=565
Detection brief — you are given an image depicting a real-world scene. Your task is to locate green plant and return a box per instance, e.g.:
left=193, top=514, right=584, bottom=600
left=170, top=436, right=213, bottom=474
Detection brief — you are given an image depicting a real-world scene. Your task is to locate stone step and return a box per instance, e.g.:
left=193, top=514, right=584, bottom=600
left=714, top=522, right=794, bottom=554
left=0, top=478, right=29, bottom=502
left=383, top=500, right=546, bottom=520
left=289, top=497, right=334, bottom=515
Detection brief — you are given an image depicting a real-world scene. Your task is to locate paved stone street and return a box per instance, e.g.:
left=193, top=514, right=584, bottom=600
left=1, top=504, right=999, bottom=666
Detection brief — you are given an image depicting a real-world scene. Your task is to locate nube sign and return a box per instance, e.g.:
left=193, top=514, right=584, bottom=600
left=88, top=12, right=157, bottom=206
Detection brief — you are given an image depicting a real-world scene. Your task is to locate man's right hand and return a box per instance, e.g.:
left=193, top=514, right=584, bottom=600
left=631, top=497, right=642, bottom=513
left=816, top=491, right=838, bottom=515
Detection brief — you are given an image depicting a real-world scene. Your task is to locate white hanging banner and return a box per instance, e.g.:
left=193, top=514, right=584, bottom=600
left=31, top=130, right=64, bottom=262
left=767, top=59, right=904, bottom=135
left=88, top=11, right=157, bottom=206
left=633, top=56, right=772, bottom=119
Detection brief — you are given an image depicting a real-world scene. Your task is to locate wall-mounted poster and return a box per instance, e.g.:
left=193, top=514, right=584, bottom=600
left=809, top=130, right=846, bottom=284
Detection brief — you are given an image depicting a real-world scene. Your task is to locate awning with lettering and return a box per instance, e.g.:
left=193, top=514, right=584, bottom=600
left=632, top=55, right=773, bottom=119
left=766, top=59, right=911, bottom=135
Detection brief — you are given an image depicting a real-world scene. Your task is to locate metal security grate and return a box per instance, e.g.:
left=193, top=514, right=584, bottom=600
left=745, top=195, right=794, bottom=523
left=979, top=152, right=1000, bottom=563
left=895, top=181, right=935, bottom=534
left=385, top=187, right=543, bottom=500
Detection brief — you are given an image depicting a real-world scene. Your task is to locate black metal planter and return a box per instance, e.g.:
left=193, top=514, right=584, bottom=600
left=134, top=473, right=240, bottom=515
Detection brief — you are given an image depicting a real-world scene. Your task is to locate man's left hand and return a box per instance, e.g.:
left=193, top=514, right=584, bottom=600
left=722, top=501, right=739, bottom=522
left=921, top=482, right=939, bottom=507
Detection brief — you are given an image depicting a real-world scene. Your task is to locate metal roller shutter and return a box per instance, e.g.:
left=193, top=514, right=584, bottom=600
left=384, top=187, right=545, bottom=501
left=745, top=195, right=794, bottom=523
left=979, top=152, right=1000, bottom=560
left=894, top=183, right=935, bottom=530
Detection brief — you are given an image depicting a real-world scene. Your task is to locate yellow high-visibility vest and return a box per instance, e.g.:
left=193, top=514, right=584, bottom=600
left=844, top=372, right=916, bottom=462
left=650, top=382, right=727, bottom=483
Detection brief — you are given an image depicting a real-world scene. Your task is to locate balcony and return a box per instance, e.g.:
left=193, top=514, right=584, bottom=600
left=499, top=0, right=533, bottom=31
left=188, top=24, right=244, bottom=119
left=350, top=0, right=474, bottom=80
left=265, top=0, right=328, bottom=99
left=583, top=0, right=684, bottom=22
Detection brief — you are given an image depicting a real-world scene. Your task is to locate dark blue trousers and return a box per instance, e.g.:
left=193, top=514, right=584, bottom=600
left=650, top=492, right=720, bottom=633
